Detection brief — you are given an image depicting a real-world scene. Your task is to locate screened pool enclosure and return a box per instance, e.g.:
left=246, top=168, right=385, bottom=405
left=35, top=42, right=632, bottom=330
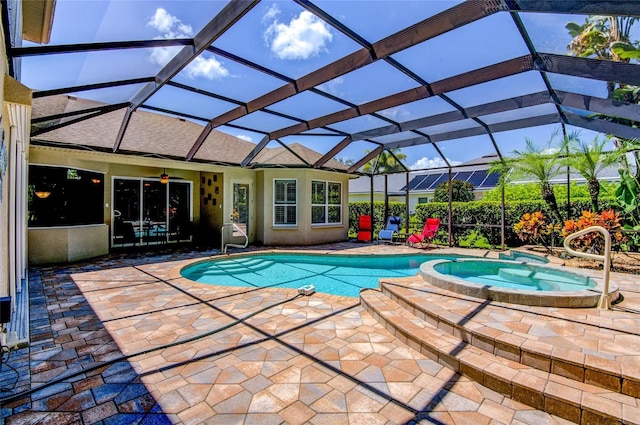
left=8, top=0, right=640, bottom=246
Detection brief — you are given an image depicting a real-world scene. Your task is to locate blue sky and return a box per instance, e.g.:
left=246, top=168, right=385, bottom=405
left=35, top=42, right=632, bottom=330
left=22, top=0, right=633, bottom=170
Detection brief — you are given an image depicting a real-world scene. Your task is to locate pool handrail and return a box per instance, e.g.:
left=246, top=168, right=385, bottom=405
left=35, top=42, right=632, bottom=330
left=221, top=222, right=248, bottom=254
left=563, top=225, right=611, bottom=310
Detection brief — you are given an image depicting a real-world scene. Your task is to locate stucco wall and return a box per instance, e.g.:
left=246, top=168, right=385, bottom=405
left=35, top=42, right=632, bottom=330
left=259, top=169, right=350, bottom=246
left=28, top=224, right=108, bottom=265
left=28, top=146, right=353, bottom=260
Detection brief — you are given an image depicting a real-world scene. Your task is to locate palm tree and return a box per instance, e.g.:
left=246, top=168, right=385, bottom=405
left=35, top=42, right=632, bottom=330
left=566, top=16, right=640, bottom=229
left=362, top=148, right=407, bottom=174
left=561, top=134, right=617, bottom=212
left=566, top=16, right=640, bottom=172
left=502, top=135, right=564, bottom=223
left=566, top=16, right=638, bottom=98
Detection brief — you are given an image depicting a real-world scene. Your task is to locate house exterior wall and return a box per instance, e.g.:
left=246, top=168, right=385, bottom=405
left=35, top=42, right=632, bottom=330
left=258, top=169, right=350, bottom=246
left=27, top=146, right=351, bottom=263
left=28, top=224, right=108, bottom=264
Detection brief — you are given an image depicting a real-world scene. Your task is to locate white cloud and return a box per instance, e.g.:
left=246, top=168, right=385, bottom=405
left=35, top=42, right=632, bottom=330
left=410, top=157, right=462, bottom=170
left=236, top=134, right=253, bottom=142
left=186, top=56, right=230, bottom=80
left=147, top=8, right=228, bottom=80
left=263, top=9, right=333, bottom=60
left=377, top=106, right=411, bottom=122
left=316, top=76, right=344, bottom=97
left=262, top=4, right=280, bottom=23
left=147, top=8, right=180, bottom=33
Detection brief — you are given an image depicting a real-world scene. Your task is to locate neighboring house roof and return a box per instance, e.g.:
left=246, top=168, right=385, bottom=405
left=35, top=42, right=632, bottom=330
left=31, top=95, right=348, bottom=170
left=349, top=173, right=413, bottom=195
left=349, top=153, right=627, bottom=196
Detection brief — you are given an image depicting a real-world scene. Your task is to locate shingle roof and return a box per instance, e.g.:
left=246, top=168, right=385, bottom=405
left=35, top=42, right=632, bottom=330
left=31, top=95, right=348, bottom=168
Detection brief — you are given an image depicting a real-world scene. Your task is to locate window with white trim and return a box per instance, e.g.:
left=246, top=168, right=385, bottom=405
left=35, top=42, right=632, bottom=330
left=274, top=179, right=297, bottom=225
left=311, top=180, right=341, bottom=224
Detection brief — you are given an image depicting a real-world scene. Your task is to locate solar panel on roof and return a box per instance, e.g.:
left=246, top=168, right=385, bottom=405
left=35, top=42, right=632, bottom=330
left=428, top=174, right=449, bottom=189
left=467, top=170, right=488, bottom=187
left=416, top=174, right=441, bottom=190
left=454, top=171, right=473, bottom=182
left=479, top=172, right=500, bottom=188
left=408, top=175, right=429, bottom=190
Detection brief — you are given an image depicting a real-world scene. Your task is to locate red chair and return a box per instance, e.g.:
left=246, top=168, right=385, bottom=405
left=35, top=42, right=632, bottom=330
left=357, top=215, right=372, bottom=242
left=407, top=218, right=440, bottom=248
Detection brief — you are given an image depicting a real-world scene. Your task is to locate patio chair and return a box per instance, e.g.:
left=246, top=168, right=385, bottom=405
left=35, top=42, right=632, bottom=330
left=357, top=215, right=372, bottom=242
left=407, top=217, right=440, bottom=248
left=378, top=216, right=401, bottom=244
left=113, top=220, right=137, bottom=246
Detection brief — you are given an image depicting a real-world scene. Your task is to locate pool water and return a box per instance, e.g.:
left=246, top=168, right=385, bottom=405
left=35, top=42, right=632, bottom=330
left=181, top=254, right=457, bottom=297
left=432, top=260, right=597, bottom=291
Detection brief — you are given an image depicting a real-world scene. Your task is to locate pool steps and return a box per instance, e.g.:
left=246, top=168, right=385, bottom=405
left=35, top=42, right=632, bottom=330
left=360, top=283, right=640, bottom=424
left=188, top=258, right=275, bottom=277
left=496, top=268, right=584, bottom=290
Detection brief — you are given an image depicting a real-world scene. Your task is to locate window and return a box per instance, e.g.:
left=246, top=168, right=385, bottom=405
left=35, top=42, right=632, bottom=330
left=28, top=165, right=104, bottom=227
left=418, top=197, right=429, bottom=204
left=274, top=179, right=297, bottom=226
left=312, top=180, right=341, bottom=224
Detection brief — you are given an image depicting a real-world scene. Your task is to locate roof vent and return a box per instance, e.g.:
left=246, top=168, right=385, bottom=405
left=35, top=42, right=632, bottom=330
left=67, top=95, right=77, bottom=100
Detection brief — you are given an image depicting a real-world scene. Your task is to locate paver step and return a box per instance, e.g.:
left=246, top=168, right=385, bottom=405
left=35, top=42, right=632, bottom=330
left=360, top=288, right=640, bottom=425
left=379, top=279, right=640, bottom=398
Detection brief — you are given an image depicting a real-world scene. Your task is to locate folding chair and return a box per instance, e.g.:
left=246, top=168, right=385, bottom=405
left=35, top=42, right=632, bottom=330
left=407, top=217, right=440, bottom=248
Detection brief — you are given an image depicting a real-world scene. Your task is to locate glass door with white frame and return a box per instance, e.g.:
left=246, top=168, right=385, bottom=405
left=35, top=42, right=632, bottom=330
left=112, top=178, right=191, bottom=247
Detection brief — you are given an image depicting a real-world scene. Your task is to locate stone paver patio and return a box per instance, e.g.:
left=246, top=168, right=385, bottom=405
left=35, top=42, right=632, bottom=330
left=1, top=243, right=638, bottom=424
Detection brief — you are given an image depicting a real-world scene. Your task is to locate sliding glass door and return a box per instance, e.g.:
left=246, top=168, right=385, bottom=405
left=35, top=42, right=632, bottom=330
left=112, top=178, right=191, bottom=247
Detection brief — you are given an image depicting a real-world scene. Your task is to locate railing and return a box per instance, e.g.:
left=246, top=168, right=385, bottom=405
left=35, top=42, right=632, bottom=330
left=221, top=223, right=248, bottom=254
left=563, top=225, right=612, bottom=310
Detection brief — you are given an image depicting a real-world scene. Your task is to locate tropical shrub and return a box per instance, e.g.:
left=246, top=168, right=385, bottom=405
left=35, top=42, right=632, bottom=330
left=513, top=211, right=561, bottom=249
left=480, top=181, right=618, bottom=203
left=561, top=209, right=627, bottom=253
left=349, top=198, right=621, bottom=248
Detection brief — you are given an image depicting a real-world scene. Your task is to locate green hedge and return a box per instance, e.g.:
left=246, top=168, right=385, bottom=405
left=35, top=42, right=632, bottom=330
left=349, top=198, right=617, bottom=248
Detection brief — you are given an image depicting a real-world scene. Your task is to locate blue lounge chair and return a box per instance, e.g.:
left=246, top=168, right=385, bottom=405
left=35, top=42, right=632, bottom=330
left=378, top=216, right=401, bottom=244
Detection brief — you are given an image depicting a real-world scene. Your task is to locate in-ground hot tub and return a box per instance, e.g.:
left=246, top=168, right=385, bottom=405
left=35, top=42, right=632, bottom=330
left=420, top=259, right=619, bottom=308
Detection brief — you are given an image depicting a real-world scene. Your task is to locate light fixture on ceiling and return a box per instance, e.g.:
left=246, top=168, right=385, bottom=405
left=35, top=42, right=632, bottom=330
left=91, top=178, right=101, bottom=184
left=160, top=169, right=169, bottom=184
left=34, top=191, right=51, bottom=199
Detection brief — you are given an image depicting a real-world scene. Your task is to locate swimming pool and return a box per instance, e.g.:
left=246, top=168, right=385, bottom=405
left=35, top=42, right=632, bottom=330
left=181, top=253, right=458, bottom=297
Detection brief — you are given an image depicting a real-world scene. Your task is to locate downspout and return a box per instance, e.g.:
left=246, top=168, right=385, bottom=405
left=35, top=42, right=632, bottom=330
left=8, top=125, right=17, bottom=310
